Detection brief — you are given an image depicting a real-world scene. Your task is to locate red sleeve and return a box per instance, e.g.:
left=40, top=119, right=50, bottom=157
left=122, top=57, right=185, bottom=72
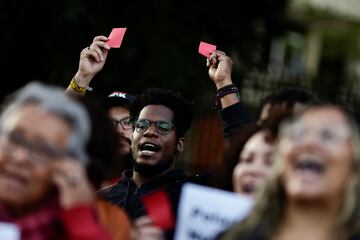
left=60, top=205, right=111, bottom=240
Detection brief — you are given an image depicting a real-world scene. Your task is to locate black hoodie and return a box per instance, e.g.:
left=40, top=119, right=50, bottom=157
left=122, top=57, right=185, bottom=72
left=98, top=169, right=211, bottom=239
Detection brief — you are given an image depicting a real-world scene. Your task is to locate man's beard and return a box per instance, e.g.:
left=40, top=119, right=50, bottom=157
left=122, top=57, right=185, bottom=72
left=132, top=157, right=174, bottom=178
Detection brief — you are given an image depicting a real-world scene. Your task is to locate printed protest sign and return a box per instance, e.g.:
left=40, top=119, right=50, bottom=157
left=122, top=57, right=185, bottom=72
left=174, top=183, right=254, bottom=240
left=0, top=222, right=20, bottom=240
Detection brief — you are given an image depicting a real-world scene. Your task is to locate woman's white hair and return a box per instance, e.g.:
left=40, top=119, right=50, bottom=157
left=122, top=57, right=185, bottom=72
left=0, top=81, right=90, bottom=165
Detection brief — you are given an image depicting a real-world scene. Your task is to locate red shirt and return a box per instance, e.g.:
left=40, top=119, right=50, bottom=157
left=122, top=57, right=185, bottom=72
left=0, top=197, right=111, bottom=240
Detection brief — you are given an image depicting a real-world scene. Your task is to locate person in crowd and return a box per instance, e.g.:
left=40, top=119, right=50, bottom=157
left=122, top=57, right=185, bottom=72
left=207, top=50, right=313, bottom=194
left=98, top=87, right=194, bottom=215
left=216, top=121, right=277, bottom=193
left=65, top=35, right=135, bottom=174
left=66, top=35, right=171, bottom=240
left=256, top=86, right=313, bottom=134
left=225, top=88, right=308, bottom=193
left=207, top=50, right=313, bottom=138
left=100, top=91, right=135, bottom=171
left=74, top=96, right=132, bottom=240
left=220, top=104, right=360, bottom=240
left=231, top=127, right=275, bottom=196
left=98, top=87, right=204, bottom=239
left=0, top=82, right=111, bottom=239
left=66, top=36, right=257, bottom=239
left=65, top=35, right=110, bottom=98
left=207, top=50, right=252, bottom=138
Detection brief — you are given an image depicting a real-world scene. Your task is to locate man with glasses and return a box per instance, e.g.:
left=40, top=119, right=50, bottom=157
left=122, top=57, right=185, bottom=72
left=99, top=87, right=199, bottom=239
left=100, top=91, right=135, bottom=171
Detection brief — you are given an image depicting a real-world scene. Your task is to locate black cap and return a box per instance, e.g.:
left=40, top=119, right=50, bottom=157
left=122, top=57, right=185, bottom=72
left=100, top=91, right=136, bottom=110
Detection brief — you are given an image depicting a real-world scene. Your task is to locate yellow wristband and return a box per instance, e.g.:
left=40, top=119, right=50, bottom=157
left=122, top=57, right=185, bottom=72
left=69, top=78, right=92, bottom=94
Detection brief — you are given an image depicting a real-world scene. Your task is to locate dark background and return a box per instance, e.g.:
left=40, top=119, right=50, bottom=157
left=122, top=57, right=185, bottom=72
left=2, top=0, right=359, bottom=174
left=0, top=0, right=288, bottom=111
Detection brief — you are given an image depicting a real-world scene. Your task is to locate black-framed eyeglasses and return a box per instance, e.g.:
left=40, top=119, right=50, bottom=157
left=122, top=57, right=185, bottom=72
left=0, top=131, right=68, bottom=167
left=111, top=117, right=133, bottom=130
left=133, top=119, right=175, bottom=135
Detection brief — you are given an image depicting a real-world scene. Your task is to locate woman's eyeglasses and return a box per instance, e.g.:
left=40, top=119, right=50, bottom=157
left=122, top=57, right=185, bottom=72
left=0, top=131, right=68, bottom=167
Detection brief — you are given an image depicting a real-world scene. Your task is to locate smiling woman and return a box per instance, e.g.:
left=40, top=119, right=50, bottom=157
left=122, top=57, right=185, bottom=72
left=220, top=104, right=360, bottom=240
left=0, top=82, right=112, bottom=240
left=232, top=129, right=275, bottom=196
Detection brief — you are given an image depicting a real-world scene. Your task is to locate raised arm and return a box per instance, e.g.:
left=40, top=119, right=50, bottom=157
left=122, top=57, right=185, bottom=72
left=207, top=50, right=239, bottom=109
left=207, top=50, right=252, bottom=138
left=66, top=35, right=110, bottom=96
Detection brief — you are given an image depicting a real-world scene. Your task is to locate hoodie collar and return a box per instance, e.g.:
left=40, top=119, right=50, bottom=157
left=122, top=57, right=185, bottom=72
left=122, top=168, right=187, bottom=187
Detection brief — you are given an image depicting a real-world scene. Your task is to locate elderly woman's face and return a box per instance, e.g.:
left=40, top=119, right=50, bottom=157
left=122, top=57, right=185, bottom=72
left=233, top=131, right=275, bottom=196
left=279, top=107, right=353, bottom=201
left=0, top=104, right=71, bottom=213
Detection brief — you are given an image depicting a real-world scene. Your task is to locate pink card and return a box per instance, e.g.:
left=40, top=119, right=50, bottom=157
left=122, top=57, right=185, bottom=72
left=142, top=190, right=175, bottom=230
left=107, top=28, right=127, bottom=48
left=198, top=41, right=216, bottom=57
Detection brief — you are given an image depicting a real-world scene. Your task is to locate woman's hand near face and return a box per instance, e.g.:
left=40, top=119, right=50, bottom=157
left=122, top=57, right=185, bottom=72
left=52, top=159, right=95, bottom=209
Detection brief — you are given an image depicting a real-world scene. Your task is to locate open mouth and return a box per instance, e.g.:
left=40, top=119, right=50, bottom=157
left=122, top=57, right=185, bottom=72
left=139, top=142, right=161, bottom=154
left=242, top=182, right=256, bottom=195
left=1, top=170, right=28, bottom=190
left=294, top=154, right=325, bottom=174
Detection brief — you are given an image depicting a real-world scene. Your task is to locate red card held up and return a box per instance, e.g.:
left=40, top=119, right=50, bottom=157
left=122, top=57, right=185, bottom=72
left=198, top=41, right=216, bottom=57
left=107, top=28, right=127, bottom=48
left=141, top=190, right=175, bottom=230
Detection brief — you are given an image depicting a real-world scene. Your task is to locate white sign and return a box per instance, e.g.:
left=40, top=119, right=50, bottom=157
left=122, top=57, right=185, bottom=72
left=0, top=222, right=20, bottom=240
left=174, top=183, right=254, bottom=240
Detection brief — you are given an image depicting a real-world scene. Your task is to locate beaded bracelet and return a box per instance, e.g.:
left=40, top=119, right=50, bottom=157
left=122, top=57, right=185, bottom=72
left=215, top=84, right=240, bottom=110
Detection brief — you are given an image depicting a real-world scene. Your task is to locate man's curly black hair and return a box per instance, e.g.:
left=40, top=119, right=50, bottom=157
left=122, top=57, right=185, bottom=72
left=130, top=88, right=194, bottom=138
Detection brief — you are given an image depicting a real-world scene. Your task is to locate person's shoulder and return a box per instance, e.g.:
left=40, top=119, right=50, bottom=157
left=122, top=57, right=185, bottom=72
left=186, top=171, right=214, bottom=186
left=95, top=198, right=129, bottom=220
left=351, top=233, right=360, bottom=240
left=97, top=183, right=117, bottom=194
left=95, top=198, right=132, bottom=240
left=161, top=169, right=214, bottom=187
left=96, top=180, right=128, bottom=197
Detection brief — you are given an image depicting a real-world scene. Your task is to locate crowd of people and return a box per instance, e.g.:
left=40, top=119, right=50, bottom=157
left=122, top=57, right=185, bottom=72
left=0, top=34, right=358, bottom=240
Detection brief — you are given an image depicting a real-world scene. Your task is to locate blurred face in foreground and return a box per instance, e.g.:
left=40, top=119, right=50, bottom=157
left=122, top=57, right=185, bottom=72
left=233, top=130, right=275, bottom=196
left=278, top=107, right=353, bottom=201
left=0, top=104, right=71, bottom=214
